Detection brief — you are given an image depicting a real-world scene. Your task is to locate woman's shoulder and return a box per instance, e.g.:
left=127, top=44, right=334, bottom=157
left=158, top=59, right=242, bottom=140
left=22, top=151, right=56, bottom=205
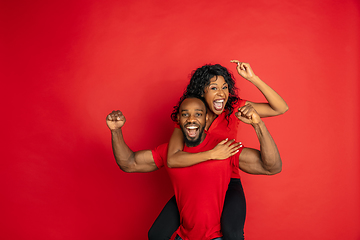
left=235, top=98, right=247, bottom=108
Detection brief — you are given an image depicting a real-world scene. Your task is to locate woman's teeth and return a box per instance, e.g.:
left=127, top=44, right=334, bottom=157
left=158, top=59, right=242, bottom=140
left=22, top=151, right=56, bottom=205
left=214, top=99, right=224, bottom=110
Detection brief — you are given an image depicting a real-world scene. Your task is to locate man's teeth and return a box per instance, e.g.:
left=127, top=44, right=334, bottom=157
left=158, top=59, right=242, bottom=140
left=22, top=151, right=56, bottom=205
left=186, top=126, right=198, bottom=129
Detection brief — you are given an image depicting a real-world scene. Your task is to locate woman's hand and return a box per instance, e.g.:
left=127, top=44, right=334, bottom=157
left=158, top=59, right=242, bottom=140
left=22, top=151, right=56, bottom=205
left=230, top=60, right=257, bottom=81
left=231, top=60, right=289, bottom=117
left=210, top=139, right=242, bottom=160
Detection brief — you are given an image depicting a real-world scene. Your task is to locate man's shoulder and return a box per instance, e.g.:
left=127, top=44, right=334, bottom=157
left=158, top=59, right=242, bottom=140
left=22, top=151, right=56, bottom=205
left=152, top=143, right=168, bottom=156
left=151, top=143, right=168, bottom=168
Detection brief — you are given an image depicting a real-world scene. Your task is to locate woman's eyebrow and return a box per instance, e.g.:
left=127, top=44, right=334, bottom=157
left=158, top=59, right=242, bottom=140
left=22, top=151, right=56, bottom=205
left=181, top=109, right=204, bottom=112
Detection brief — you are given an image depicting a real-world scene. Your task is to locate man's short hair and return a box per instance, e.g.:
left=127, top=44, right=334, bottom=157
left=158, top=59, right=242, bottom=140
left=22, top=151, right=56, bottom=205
left=170, top=94, right=207, bottom=122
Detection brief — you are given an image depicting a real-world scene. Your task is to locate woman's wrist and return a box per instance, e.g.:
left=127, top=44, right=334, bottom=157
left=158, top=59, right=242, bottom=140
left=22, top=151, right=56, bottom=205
left=207, top=149, right=215, bottom=160
left=247, top=75, right=260, bottom=83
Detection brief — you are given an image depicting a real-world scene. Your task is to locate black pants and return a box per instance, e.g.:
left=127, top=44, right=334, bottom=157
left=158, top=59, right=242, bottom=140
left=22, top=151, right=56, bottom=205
left=175, top=235, right=223, bottom=240
left=148, top=178, right=246, bottom=240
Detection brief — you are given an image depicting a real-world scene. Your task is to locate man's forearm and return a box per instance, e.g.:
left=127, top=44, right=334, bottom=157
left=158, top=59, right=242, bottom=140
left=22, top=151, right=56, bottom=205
left=253, top=121, right=282, bottom=174
left=111, top=129, right=136, bottom=172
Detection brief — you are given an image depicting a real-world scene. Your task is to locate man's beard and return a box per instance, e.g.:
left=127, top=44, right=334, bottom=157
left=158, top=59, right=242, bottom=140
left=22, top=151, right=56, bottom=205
left=181, top=125, right=205, bottom=147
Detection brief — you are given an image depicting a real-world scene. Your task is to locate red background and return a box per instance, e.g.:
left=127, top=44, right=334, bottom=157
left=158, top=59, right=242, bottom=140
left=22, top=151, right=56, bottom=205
left=1, top=0, right=359, bottom=239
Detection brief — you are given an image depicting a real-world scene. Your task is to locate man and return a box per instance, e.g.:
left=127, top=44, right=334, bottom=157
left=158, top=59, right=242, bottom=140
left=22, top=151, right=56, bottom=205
left=106, top=96, right=281, bottom=240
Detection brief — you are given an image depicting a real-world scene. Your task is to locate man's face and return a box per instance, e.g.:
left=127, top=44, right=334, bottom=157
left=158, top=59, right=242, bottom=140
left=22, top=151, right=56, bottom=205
left=178, top=98, right=207, bottom=147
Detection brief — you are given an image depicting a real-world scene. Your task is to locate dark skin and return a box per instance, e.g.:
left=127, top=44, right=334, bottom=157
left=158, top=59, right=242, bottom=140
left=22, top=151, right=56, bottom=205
left=106, top=110, right=158, bottom=173
left=105, top=98, right=240, bottom=172
left=106, top=98, right=282, bottom=175
left=167, top=61, right=289, bottom=168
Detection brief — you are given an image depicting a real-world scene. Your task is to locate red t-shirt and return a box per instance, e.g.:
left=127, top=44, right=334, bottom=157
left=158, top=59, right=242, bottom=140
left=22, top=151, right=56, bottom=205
left=206, top=99, right=247, bottom=139
left=152, top=134, right=243, bottom=240
left=206, top=99, right=247, bottom=179
left=174, top=99, right=247, bottom=179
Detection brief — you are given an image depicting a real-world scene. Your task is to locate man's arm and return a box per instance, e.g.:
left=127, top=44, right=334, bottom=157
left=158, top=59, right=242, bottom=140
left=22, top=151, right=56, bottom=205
left=106, top=110, right=158, bottom=173
left=236, top=105, right=282, bottom=175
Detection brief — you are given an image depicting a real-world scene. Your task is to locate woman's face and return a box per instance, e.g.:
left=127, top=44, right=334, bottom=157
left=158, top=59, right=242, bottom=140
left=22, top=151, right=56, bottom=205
left=203, top=75, right=229, bottom=115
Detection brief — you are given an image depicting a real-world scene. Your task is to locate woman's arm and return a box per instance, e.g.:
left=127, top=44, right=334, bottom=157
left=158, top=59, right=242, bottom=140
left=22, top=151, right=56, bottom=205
left=231, top=60, right=289, bottom=117
left=166, top=128, right=241, bottom=168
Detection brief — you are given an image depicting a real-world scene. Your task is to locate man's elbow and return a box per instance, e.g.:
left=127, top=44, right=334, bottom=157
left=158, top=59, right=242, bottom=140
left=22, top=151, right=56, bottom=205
left=268, top=161, right=282, bottom=175
left=116, top=161, right=137, bottom=173
left=268, top=167, right=282, bottom=175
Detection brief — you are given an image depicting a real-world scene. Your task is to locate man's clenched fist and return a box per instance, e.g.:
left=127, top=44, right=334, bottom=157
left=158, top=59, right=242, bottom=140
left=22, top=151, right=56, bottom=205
left=106, top=110, right=126, bottom=131
left=235, top=104, right=262, bottom=125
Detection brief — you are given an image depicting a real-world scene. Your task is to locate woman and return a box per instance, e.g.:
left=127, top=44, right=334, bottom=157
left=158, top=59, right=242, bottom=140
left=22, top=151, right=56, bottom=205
left=148, top=60, right=288, bottom=240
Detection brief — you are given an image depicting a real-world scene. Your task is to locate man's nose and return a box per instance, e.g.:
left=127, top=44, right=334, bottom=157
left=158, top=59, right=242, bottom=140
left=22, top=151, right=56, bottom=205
left=187, top=115, right=196, bottom=122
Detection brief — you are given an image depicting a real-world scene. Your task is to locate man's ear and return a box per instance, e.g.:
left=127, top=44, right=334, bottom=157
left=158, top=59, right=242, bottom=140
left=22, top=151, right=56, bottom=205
left=177, top=114, right=180, bottom=123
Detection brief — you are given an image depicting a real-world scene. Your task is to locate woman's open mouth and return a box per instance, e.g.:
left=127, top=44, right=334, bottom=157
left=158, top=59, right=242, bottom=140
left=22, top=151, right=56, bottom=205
left=213, top=99, right=225, bottom=111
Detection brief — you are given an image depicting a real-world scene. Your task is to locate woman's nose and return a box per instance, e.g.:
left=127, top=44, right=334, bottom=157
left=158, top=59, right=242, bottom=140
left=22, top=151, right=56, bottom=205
left=217, top=89, right=225, bottom=96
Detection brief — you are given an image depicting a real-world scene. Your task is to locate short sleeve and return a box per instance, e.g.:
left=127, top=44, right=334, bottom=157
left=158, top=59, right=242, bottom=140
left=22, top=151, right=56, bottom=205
left=231, top=145, right=244, bottom=169
left=238, top=99, right=247, bottom=108
left=151, top=143, right=168, bottom=169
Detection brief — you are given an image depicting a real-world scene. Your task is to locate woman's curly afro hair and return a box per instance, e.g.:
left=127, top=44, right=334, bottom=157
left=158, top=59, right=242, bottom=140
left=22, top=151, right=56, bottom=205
left=171, top=64, right=240, bottom=122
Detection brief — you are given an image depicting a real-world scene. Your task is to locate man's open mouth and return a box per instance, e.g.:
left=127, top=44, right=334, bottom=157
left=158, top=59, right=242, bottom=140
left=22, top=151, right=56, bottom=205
left=185, top=125, right=199, bottom=138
